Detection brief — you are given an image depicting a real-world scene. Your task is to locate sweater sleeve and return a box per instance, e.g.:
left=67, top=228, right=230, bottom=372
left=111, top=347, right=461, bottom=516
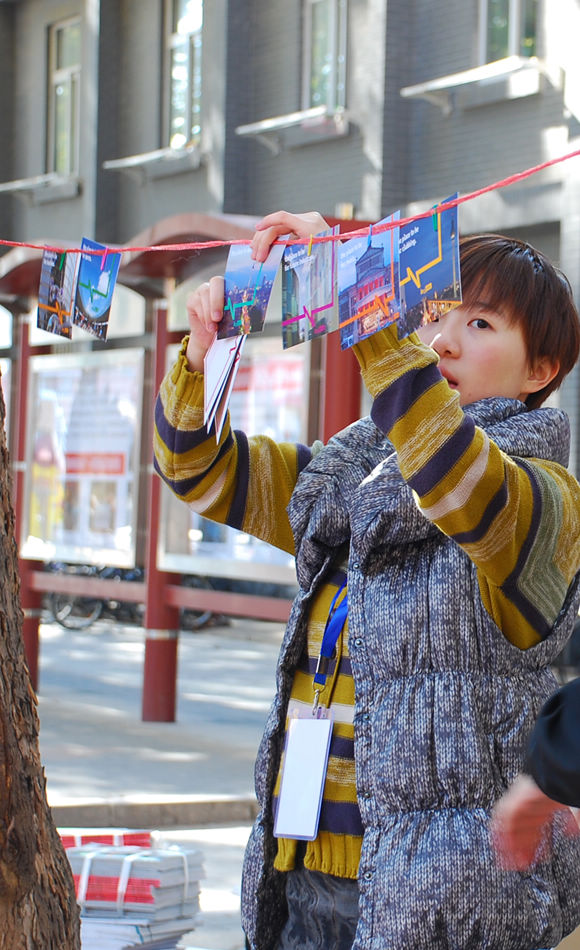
left=353, top=324, right=580, bottom=649
left=524, top=679, right=580, bottom=806
left=153, top=340, right=317, bottom=556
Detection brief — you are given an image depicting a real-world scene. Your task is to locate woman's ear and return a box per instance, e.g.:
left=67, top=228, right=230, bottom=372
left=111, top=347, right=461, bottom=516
left=524, top=356, right=560, bottom=395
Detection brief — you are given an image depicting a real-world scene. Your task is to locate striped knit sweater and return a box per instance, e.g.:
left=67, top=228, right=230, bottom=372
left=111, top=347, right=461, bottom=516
left=154, top=326, right=580, bottom=649
left=354, top=324, right=580, bottom=647
left=154, top=325, right=580, bottom=879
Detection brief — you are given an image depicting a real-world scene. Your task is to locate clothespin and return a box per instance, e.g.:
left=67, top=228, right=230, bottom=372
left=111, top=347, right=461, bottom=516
left=307, top=234, right=313, bottom=256
left=100, top=247, right=109, bottom=271
left=58, top=252, right=65, bottom=271
left=367, top=223, right=373, bottom=248
left=431, top=205, right=439, bottom=232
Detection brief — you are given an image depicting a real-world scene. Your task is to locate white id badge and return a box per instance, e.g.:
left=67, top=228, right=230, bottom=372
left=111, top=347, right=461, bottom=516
left=273, top=710, right=333, bottom=841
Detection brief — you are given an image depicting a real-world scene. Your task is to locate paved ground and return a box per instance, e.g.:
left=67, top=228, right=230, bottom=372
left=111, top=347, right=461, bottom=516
left=38, top=616, right=283, bottom=809
left=36, top=615, right=284, bottom=950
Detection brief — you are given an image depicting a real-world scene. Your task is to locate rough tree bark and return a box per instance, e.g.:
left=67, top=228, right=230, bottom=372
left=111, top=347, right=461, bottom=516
left=0, top=380, right=80, bottom=946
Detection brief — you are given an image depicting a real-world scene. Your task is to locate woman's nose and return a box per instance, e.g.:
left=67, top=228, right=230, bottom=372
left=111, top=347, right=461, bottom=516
left=430, top=317, right=460, bottom=357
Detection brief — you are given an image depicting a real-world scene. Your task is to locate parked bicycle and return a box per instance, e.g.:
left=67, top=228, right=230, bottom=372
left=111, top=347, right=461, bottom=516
left=46, top=563, right=145, bottom=630
left=45, top=562, right=218, bottom=632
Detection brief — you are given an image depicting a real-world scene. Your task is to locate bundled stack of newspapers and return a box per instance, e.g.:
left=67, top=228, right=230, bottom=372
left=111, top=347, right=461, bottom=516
left=60, top=828, right=155, bottom=850
left=64, top=838, right=204, bottom=950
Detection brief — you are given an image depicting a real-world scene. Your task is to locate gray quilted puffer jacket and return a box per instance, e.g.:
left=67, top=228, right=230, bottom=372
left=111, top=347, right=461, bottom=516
left=241, top=397, right=580, bottom=950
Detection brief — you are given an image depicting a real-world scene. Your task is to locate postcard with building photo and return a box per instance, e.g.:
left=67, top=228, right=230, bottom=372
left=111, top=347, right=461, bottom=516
left=218, top=241, right=285, bottom=340
left=397, top=195, right=462, bottom=338
left=73, top=238, right=122, bottom=341
left=280, top=227, right=339, bottom=349
left=37, top=249, right=78, bottom=340
left=337, top=214, right=400, bottom=350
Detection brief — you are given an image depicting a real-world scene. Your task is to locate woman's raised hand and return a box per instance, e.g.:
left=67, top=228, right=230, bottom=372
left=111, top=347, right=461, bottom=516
left=251, top=210, right=330, bottom=262
left=184, top=212, right=330, bottom=371
left=185, top=276, right=225, bottom=373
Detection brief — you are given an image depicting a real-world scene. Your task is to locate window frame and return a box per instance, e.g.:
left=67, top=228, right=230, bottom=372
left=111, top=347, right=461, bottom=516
left=301, top=0, right=347, bottom=113
left=478, top=0, right=538, bottom=64
left=165, top=0, right=203, bottom=151
left=46, top=16, right=81, bottom=176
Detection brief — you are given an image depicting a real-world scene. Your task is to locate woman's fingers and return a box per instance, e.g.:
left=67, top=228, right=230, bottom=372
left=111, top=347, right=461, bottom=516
left=251, top=210, right=330, bottom=261
left=255, top=210, right=329, bottom=237
left=186, top=276, right=225, bottom=334
left=251, top=227, right=281, bottom=264
left=184, top=276, right=225, bottom=372
left=207, top=275, right=225, bottom=325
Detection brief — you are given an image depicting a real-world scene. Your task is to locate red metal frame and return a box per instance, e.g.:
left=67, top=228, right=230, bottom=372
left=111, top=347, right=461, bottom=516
left=320, top=330, right=362, bottom=442
left=28, top=570, right=291, bottom=620
left=141, top=304, right=181, bottom=721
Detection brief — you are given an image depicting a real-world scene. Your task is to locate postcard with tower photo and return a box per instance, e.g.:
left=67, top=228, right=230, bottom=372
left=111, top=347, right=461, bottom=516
left=337, top=214, right=400, bottom=350
left=397, top=195, right=462, bottom=338
left=280, top=227, right=339, bottom=349
left=217, top=241, right=285, bottom=340
left=37, top=248, right=78, bottom=340
left=73, top=238, right=122, bottom=341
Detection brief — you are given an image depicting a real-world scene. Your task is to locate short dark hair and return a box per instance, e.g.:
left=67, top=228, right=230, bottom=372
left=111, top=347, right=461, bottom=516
left=459, top=234, right=580, bottom=408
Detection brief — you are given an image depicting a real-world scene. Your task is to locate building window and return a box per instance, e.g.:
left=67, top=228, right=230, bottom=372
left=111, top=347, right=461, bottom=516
left=167, top=0, right=203, bottom=149
left=302, top=0, right=347, bottom=111
left=47, top=18, right=81, bottom=175
left=480, top=0, right=538, bottom=63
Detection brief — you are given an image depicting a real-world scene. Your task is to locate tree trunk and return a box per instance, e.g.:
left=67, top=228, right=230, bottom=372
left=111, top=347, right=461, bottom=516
left=0, top=378, right=80, bottom=946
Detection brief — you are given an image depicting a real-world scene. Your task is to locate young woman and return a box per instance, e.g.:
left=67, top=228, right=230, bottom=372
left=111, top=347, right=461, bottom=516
left=155, top=211, right=580, bottom=949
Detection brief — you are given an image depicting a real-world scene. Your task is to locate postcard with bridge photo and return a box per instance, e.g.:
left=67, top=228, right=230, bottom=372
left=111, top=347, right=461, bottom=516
left=73, top=238, right=122, bottom=341
left=218, top=241, right=285, bottom=340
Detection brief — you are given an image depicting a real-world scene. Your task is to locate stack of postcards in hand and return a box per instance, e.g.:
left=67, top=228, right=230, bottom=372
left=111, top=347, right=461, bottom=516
left=65, top=842, right=204, bottom=950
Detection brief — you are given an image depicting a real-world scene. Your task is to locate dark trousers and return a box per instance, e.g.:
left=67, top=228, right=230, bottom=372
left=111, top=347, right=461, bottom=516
left=276, top=866, right=359, bottom=950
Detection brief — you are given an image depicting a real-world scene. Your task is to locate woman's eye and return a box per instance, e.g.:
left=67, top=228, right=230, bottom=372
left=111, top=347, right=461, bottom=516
left=471, top=317, right=490, bottom=329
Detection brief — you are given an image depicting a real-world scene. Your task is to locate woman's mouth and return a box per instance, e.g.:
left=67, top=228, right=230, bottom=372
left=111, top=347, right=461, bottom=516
left=441, top=371, right=458, bottom=388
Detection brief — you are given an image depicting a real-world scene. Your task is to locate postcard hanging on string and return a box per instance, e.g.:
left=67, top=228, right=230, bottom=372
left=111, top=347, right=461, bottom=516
left=280, top=227, right=339, bottom=349
left=218, top=241, right=285, bottom=340
left=73, top=238, right=121, bottom=341
left=37, top=249, right=78, bottom=339
left=337, top=213, right=400, bottom=350
left=397, top=195, right=462, bottom=338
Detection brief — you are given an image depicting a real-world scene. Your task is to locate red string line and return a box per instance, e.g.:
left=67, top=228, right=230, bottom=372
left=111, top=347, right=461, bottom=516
left=2, top=147, right=580, bottom=258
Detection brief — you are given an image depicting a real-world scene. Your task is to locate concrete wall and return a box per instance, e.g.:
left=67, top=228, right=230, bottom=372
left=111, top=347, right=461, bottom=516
left=0, top=4, right=17, bottom=234
left=224, top=0, right=389, bottom=220
left=8, top=0, right=94, bottom=241
left=98, top=0, right=229, bottom=241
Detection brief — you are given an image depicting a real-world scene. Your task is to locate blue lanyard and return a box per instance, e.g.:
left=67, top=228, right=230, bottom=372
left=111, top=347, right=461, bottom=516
left=313, top=581, right=348, bottom=689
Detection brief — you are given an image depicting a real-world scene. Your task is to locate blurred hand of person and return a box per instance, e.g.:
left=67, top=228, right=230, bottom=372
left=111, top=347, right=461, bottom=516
left=185, top=276, right=225, bottom=372
left=490, top=773, right=579, bottom=871
left=251, top=210, right=330, bottom=262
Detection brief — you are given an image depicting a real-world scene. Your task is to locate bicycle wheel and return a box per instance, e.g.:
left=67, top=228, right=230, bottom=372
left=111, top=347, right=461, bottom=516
left=49, top=593, right=103, bottom=630
left=180, top=575, right=214, bottom=631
